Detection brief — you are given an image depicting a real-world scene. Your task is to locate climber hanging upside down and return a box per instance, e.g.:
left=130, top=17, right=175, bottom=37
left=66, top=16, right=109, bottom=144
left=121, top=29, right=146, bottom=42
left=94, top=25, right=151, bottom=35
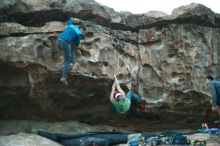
left=109, top=65, right=147, bottom=113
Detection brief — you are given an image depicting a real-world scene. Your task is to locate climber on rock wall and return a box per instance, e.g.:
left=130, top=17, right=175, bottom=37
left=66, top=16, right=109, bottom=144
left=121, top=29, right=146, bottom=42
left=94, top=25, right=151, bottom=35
left=57, top=17, right=86, bottom=86
left=109, top=64, right=147, bottom=114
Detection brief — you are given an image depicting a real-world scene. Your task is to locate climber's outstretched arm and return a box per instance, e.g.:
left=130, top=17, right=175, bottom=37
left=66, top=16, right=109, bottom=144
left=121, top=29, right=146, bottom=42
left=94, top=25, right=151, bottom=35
left=110, top=82, right=116, bottom=103
left=114, top=76, right=126, bottom=97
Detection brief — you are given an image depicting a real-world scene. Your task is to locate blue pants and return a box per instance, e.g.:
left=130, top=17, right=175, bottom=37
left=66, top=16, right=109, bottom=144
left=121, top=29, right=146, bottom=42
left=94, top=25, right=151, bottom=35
left=57, top=40, right=74, bottom=78
left=126, top=91, right=142, bottom=102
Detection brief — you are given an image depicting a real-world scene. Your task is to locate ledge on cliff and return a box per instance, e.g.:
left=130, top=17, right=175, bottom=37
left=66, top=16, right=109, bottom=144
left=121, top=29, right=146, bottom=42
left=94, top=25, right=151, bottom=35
left=0, top=1, right=220, bottom=31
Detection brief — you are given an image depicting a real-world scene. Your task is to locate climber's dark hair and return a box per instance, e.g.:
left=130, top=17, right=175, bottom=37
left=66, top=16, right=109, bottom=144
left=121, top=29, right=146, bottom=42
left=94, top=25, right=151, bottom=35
left=206, top=75, right=214, bottom=81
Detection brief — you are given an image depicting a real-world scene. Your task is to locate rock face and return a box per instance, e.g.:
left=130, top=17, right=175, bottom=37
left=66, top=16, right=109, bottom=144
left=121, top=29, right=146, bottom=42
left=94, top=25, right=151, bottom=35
left=0, top=0, right=220, bottom=130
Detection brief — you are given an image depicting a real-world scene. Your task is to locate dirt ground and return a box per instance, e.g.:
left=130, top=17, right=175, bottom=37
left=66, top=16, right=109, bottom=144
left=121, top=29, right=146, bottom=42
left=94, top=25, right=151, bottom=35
left=0, top=120, right=219, bottom=146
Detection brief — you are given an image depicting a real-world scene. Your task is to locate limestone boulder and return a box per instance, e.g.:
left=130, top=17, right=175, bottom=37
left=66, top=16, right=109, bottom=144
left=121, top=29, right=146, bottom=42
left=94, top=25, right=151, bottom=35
left=0, top=0, right=220, bottom=130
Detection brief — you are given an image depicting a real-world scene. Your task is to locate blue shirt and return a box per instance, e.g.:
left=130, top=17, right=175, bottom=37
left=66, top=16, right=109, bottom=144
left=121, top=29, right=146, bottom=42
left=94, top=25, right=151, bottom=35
left=58, top=19, right=82, bottom=46
left=208, top=80, right=220, bottom=106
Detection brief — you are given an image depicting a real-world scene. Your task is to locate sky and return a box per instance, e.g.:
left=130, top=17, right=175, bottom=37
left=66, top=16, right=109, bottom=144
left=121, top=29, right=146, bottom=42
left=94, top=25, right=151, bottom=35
left=95, top=0, right=220, bottom=15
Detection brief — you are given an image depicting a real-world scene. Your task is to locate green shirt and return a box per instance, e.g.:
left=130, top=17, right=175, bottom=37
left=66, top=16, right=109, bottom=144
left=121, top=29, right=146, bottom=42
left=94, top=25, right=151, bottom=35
left=113, top=98, right=131, bottom=113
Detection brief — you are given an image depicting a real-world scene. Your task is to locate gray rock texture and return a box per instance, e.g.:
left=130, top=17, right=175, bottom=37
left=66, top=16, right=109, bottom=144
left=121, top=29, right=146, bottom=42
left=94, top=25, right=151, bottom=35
left=0, top=0, right=220, bottom=130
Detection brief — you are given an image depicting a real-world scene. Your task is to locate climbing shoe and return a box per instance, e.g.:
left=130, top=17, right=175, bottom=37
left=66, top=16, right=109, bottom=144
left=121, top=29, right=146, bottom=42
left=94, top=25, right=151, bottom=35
left=60, top=78, right=69, bottom=86
left=68, top=63, right=74, bottom=71
left=72, top=63, right=79, bottom=71
left=137, top=99, right=148, bottom=112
